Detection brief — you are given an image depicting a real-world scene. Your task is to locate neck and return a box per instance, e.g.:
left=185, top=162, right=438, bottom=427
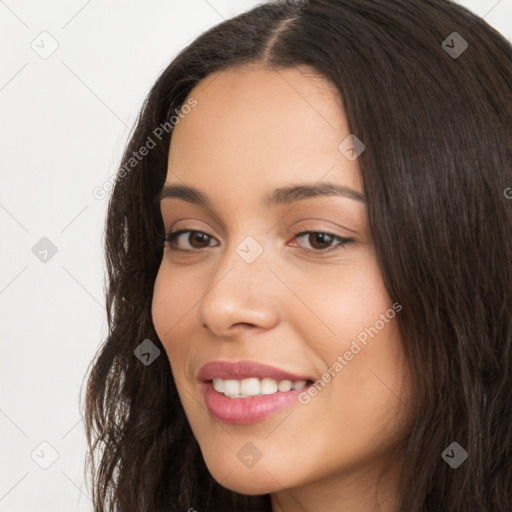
left=270, top=454, right=402, bottom=512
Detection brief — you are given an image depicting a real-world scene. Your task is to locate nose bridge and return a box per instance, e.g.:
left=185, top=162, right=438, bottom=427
left=220, top=228, right=276, bottom=286
left=196, top=232, right=280, bottom=333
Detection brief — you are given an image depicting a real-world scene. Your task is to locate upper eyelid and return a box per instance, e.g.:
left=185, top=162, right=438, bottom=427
left=159, top=201, right=364, bottom=238
left=161, top=213, right=361, bottom=236
left=163, top=227, right=348, bottom=239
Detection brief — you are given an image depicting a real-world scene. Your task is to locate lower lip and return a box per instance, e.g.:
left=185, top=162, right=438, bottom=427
left=202, top=381, right=309, bottom=425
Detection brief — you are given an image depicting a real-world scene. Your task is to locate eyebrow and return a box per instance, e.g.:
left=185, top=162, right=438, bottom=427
left=157, top=182, right=366, bottom=207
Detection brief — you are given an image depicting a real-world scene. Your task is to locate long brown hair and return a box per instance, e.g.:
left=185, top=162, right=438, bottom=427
left=83, top=1, right=512, bottom=510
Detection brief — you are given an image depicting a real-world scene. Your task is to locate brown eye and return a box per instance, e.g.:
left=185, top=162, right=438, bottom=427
left=164, top=229, right=217, bottom=251
left=291, top=231, right=354, bottom=254
left=305, top=232, right=336, bottom=250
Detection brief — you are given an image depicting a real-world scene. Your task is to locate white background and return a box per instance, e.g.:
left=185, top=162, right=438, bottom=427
left=1, top=1, right=511, bottom=510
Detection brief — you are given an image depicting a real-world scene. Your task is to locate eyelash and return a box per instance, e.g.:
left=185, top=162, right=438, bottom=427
left=163, top=228, right=354, bottom=256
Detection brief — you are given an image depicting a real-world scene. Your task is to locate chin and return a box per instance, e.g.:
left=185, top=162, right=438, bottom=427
left=205, top=459, right=286, bottom=495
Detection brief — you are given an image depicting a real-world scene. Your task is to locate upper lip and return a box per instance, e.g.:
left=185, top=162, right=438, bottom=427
left=198, top=360, right=313, bottom=382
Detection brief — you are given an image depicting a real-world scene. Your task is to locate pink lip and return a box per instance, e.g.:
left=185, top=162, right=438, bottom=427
left=197, top=360, right=313, bottom=382
left=198, top=360, right=314, bottom=425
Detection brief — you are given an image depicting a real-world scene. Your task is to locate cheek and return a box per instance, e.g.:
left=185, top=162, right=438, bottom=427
left=151, top=265, right=193, bottom=362
left=301, top=254, right=396, bottom=349
left=296, top=256, right=407, bottom=420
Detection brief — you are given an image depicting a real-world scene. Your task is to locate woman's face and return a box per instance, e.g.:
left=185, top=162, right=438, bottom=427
left=152, top=64, right=411, bottom=507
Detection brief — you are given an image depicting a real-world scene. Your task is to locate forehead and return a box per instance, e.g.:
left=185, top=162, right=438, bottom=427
left=166, top=64, right=363, bottom=201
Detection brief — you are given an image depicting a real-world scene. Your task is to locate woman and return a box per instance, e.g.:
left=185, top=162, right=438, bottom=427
left=83, top=1, right=512, bottom=510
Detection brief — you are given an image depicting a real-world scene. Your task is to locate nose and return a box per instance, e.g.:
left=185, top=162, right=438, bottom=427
left=196, top=237, right=280, bottom=338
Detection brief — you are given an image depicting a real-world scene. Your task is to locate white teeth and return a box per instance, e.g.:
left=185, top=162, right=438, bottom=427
left=260, top=378, right=278, bottom=395
left=223, top=379, right=240, bottom=397
left=212, top=378, right=224, bottom=393
left=278, top=380, right=292, bottom=392
left=240, top=378, right=260, bottom=396
left=291, top=380, right=306, bottom=390
left=211, top=378, right=309, bottom=398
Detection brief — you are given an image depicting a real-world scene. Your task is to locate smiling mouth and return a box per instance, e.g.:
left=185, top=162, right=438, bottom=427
left=206, top=377, right=314, bottom=398
left=198, top=360, right=316, bottom=423
left=202, top=379, right=315, bottom=425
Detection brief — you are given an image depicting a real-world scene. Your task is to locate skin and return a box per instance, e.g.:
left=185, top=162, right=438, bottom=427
left=151, top=64, right=412, bottom=512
